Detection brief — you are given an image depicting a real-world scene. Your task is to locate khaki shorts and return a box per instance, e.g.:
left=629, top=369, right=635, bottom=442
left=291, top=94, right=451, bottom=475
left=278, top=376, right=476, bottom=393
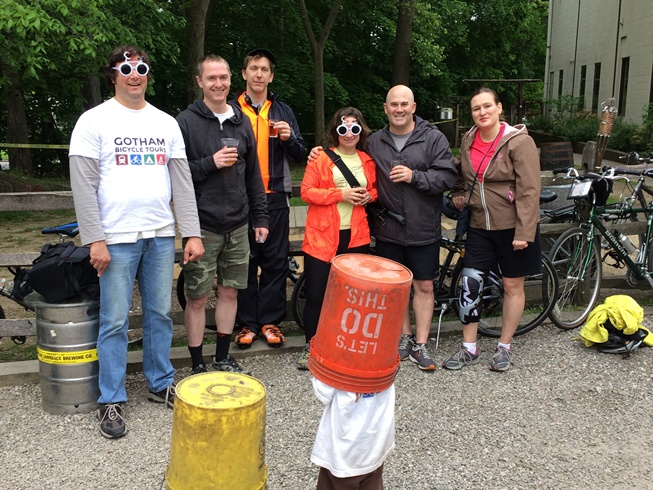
left=181, top=225, right=250, bottom=298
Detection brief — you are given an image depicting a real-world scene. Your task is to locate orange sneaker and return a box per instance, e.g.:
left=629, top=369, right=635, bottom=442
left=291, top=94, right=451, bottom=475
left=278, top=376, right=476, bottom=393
left=261, top=325, right=285, bottom=347
left=234, top=327, right=257, bottom=349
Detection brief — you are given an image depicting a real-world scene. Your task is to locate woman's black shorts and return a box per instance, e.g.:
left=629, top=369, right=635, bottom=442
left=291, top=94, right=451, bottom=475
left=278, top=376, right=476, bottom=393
left=463, top=225, right=542, bottom=278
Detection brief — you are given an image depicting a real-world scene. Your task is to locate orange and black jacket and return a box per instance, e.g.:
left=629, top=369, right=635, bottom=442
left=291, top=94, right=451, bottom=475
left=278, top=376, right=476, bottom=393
left=234, top=91, right=306, bottom=210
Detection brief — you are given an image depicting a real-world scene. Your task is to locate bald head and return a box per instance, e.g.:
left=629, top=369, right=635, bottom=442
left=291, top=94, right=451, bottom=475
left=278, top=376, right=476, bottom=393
left=384, top=85, right=416, bottom=135
left=386, top=85, right=414, bottom=104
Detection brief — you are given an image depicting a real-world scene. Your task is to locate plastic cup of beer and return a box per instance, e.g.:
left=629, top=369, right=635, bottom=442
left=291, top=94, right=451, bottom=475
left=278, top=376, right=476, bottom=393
left=268, top=119, right=279, bottom=138
left=221, top=138, right=239, bottom=165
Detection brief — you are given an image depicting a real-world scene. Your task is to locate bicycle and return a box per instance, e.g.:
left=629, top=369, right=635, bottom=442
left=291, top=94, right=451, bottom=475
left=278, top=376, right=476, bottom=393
left=548, top=165, right=653, bottom=330
left=0, top=221, right=143, bottom=346
left=175, top=255, right=306, bottom=329
left=290, top=194, right=559, bottom=339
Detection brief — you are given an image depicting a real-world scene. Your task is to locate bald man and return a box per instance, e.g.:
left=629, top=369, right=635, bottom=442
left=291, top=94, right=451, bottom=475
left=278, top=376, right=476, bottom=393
left=366, top=85, right=458, bottom=371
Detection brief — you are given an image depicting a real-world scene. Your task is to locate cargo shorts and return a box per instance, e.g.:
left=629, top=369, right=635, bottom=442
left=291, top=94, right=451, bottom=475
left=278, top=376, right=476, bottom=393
left=181, top=224, right=250, bottom=299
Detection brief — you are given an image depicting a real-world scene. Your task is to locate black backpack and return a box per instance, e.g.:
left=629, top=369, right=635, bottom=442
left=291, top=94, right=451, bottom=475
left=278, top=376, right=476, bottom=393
left=28, top=242, right=100, bottom=303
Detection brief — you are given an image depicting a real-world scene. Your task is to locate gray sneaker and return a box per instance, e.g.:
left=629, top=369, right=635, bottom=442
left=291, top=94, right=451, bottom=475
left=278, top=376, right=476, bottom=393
left=398, top=334, right=415, bottom=361
left=408, top=343, right=436, bottom=371
left=97, top=403, right=126, bottom=439
left=297, top=344, right=310, bottom=370
left=211, top=355, right=251, bottom=375
left=489, top=346, right=514, bottom=372
left=442, top=346, right=480, bottom=370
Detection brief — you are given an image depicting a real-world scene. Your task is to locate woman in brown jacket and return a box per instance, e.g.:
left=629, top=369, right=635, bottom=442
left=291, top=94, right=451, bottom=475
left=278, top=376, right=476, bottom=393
left=442, top=87, right=541, bottom=372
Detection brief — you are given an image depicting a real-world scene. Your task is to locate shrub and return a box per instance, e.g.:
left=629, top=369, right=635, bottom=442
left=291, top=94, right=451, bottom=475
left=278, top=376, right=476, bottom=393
left=608, top=120, right=641, bottom=152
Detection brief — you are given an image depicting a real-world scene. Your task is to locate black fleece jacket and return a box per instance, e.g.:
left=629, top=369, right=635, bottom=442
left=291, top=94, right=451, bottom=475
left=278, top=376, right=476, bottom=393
left=176, top=100, right=268, bottom=234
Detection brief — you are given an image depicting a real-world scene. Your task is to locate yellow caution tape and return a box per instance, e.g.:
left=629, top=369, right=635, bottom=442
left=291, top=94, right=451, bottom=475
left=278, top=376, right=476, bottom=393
left=0, top=143, right=69, bottom=149
left=37, top=347, right=98, bottom=364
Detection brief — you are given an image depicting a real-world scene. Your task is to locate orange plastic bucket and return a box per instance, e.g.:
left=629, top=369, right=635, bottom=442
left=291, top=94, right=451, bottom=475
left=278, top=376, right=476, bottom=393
left=308, top=253, right=413, bottom=392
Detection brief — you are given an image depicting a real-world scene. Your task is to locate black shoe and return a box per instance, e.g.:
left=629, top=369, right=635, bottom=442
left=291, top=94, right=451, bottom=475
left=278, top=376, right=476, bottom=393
left=97, top=403, right=126, bottom=439
left=210, top=355, right=251, bottom=375
left=147, top=382, right=175, bottom=409
left=192, top=363, right=208, bottom=374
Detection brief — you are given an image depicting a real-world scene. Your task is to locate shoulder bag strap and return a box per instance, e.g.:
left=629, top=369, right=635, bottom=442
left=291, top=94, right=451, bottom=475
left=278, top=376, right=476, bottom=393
left=323, top=148, right=361, bottom=188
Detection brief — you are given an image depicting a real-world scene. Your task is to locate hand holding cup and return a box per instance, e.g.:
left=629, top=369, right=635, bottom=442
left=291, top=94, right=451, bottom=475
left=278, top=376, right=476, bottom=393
left=220, top=138, right=240, bottom=167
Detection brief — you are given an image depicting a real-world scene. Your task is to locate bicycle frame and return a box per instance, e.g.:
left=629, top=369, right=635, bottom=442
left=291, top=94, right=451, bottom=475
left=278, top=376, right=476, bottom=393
left=585, top=202, right=653, bottom=284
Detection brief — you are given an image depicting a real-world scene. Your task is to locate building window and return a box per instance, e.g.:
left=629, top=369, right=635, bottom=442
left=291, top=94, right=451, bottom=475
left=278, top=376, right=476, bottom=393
left=579, top=65, right=587, bottom=107
left=558, top=70, right=564, bottom=98
left=618, top=57, right=630, bottom=116
left=548, top=71, right=555, bottom=100
left=649, top=59, right=653, bottom=105
left=592, top=62, right=601, bottom=113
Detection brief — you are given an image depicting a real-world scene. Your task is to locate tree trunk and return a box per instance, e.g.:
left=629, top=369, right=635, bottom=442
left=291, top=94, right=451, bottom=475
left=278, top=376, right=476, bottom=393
left=82, top=74, right=102, bottom=110
left=392, top=0, right=416, bottom=86
left=298, top=0, right=343, bottom=147
left=186, top=0, right=213, bottom=104
left=2, top=65, right=33, bottom=174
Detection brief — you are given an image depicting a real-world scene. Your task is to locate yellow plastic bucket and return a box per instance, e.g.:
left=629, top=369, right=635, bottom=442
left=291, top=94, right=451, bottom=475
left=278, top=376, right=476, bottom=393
left=166, top=372, right=267, bottom=490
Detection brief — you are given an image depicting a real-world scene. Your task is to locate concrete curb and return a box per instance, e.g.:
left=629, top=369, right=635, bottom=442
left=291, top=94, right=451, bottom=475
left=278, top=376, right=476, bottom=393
left=3, top=307, right=652, bottom=388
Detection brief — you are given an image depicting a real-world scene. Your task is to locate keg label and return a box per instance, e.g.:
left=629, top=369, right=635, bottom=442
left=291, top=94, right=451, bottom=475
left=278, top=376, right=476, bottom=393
left=37, top=347, right=98, bottom=364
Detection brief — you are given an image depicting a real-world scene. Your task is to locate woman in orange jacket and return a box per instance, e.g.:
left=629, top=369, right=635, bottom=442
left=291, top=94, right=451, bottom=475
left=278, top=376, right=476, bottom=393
left=297, top=107, right=377, bottom=369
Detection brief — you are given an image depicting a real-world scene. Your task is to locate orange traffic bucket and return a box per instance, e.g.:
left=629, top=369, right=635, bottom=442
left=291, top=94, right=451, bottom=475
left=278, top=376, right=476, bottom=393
left=308, top=253, right=413, bottom=392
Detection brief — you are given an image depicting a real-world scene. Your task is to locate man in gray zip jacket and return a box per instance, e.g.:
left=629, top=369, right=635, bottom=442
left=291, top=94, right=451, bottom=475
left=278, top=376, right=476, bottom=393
left=366, top=85, right=458, bottom=372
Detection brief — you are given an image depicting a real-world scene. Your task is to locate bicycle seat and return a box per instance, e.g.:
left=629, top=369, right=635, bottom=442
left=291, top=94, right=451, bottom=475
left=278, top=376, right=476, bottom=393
left=539, top=190, right=557, bottom=204
left=41, top=221, right=79, bottom=238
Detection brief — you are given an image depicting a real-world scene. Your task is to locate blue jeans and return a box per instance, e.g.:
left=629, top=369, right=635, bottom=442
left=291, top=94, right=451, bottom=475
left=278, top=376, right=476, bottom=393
left=97, top=237, right=175, bottom=404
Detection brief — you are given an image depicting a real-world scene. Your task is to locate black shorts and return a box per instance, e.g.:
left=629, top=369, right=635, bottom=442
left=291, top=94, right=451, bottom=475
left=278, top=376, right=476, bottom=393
left=463, top=226, right=542, bottom=278
left=374, top=240, right=439, bottom=281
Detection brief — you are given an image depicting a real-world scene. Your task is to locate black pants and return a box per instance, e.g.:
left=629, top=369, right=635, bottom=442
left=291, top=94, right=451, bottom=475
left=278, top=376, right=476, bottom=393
left=237, top=206, right=290, bottom=333
left=303, top=229, right=369, bottom=344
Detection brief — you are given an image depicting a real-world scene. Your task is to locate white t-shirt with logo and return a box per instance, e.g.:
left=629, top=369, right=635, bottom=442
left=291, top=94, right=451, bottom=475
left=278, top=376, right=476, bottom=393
left=69, top=98, right=186, bottom=236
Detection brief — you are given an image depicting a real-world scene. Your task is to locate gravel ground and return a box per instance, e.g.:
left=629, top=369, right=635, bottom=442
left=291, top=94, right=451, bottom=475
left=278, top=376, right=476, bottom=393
left=1, top=320, right=653, bottom=490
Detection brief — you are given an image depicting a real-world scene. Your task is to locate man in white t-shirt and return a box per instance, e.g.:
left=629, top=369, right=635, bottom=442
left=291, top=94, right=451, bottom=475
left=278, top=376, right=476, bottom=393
left=69, top=45, right=204, bottom=439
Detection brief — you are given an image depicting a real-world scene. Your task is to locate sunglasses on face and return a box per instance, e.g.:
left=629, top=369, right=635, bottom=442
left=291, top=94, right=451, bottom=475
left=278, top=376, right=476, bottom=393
left=336, top=123, right=362, bottom=136
left=112, top=51, right=150, bottom=77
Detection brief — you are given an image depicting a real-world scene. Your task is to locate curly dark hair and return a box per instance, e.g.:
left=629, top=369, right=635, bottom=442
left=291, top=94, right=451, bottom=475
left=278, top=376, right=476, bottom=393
left=102, top=45, right=152, bottom=87
left=325, top=107, right=371, bottom=151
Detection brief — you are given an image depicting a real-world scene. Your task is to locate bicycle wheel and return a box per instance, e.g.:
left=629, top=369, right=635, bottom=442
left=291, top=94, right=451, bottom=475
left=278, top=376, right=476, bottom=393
left=290, top=272, right=306, bottom=330
left=548, top=227, right=602, bottom=330
left=451, top=254, right=558, bottom=338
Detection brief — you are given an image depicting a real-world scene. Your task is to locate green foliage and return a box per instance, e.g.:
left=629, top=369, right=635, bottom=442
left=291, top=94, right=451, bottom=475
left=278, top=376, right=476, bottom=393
left=549, top=117, right=597, bottom=144
left=608, top=120, right=641, bottom=153
left=531, top=100, right=652, bottom=153
left=1, top=0, right=551, bottom=175
left=631, top=104, right=653, bottom=153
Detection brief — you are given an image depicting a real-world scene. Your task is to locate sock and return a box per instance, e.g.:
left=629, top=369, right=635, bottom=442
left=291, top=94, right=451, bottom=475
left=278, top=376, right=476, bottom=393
left=462, top=342, right=477, bottom=355
left=188, top=344, right=205, bottom=369
left=214, top=332, right=231, bottom=361
left=498, top=341, right=511, bottom=350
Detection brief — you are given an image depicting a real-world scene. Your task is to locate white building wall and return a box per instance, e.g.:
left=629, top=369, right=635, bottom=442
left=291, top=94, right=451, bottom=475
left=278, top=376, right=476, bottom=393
left=546, top=0, right=653, bottom=123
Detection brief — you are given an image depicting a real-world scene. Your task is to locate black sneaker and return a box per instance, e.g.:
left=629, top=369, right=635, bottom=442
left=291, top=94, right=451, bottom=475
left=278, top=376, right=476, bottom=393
left=97, top=403, right=126, bottom=439
left=192, top=364, right=208, bottom=374
left=210, top=355, right=251, bottom=375
left=147, top=382, right=175, bottom=409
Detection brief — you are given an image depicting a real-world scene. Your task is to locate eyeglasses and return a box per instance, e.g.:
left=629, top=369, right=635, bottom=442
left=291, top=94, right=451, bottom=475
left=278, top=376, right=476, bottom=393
left=112, top=51, right=150, bottom=77
left=336, top=123, right=362, bottom=136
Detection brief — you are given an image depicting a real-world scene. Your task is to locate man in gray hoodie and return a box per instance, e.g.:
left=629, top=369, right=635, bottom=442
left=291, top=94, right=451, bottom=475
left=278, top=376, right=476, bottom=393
left=176, top=54, right=269, bottom=375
